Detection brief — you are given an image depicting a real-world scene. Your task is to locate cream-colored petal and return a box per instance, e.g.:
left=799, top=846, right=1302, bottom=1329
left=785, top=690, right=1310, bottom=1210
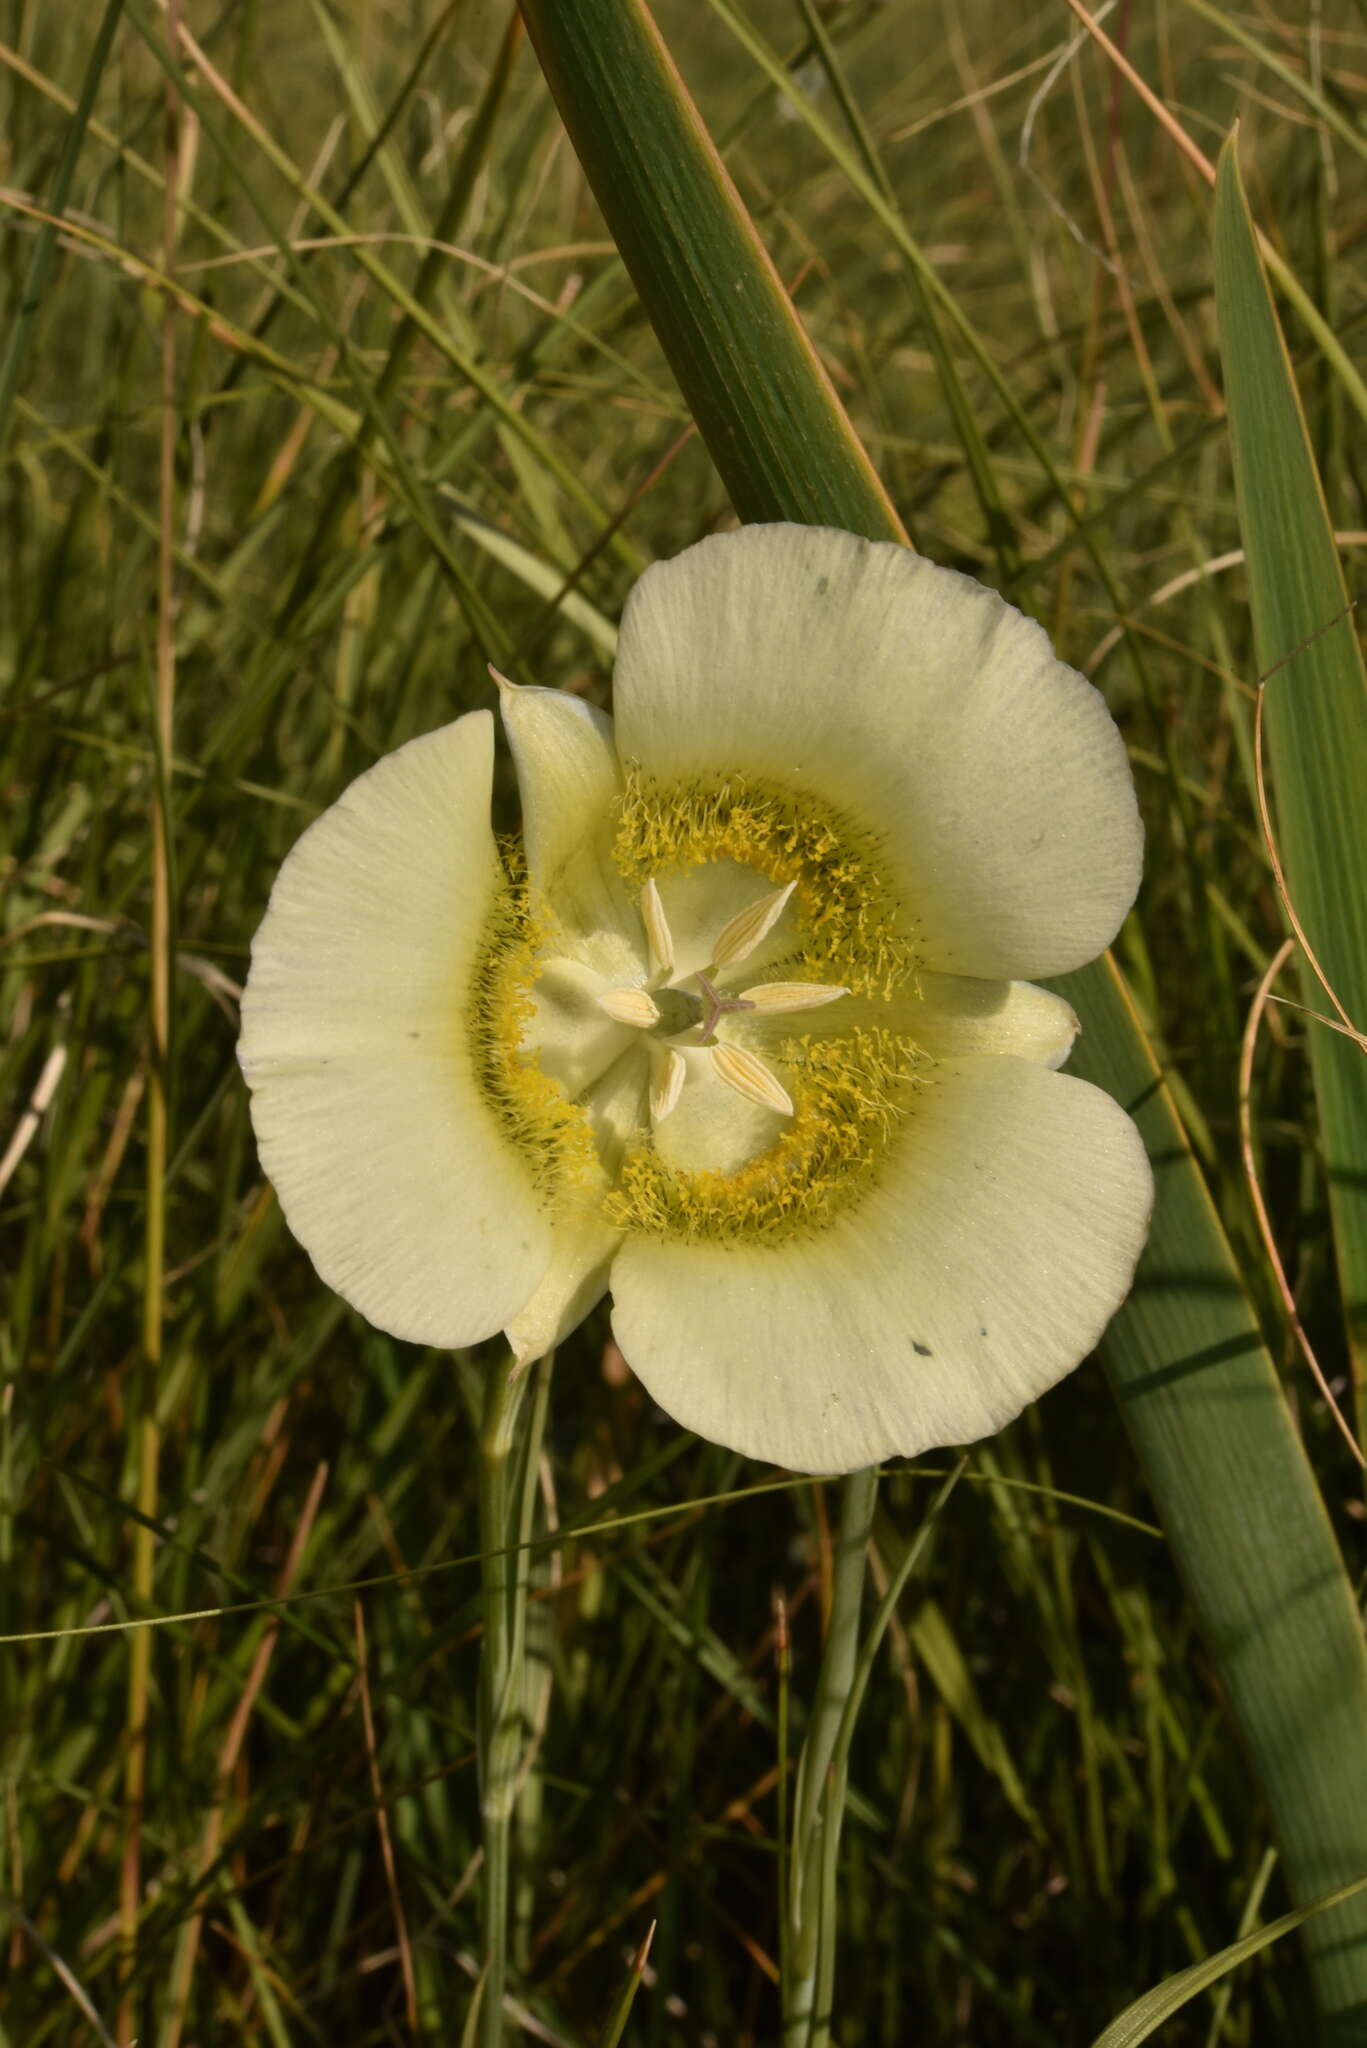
left=239, top=714, right=551, bottom=1346
left=524, top=956, right=638, bottom=1098
left=610, top=1056, right=1152, bottom=1472
left=914, top=975, right=1079, bottom=1069
left=505, top=1046, right=645, bottom=1363
left=505, top=1208, right=621, bottom=1366
left=497, top=681, right=636, bottom=950
left=613, top=525, right=1141, bottom=980
left=773, top=975, right=1078, bottom=1071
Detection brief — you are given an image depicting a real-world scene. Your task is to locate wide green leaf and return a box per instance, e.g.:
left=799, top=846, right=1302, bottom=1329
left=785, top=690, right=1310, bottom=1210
left=1214, top=135, right=1367, bottom=1407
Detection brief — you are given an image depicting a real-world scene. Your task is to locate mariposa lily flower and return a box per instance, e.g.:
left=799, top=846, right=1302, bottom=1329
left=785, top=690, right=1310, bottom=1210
left=239, top=524, right=1151, bottom=1472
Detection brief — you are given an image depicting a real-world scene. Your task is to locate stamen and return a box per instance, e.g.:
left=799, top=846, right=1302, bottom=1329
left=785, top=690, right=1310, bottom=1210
left=709, top=880, right=797, bottom=970
left=711, top=1042, right=794, bottom=1117
left=649, top=1047, right=687, bottom=1124
left=640, top=877, right=674, bottom=979
left=598, top=986, right=660, bottom=1029
left=741, top=981, right=850, bottom=1014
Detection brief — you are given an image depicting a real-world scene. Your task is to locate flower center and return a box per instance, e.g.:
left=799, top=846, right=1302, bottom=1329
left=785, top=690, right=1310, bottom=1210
left=471, top=778, right=926, bottom=1246
left=591, top=873, right=849, bottom=1126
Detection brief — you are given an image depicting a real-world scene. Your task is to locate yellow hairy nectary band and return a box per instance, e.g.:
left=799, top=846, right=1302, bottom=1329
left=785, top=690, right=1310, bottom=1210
left=613, top=766, right=916, bottom=1000
left=467, top=859, right=599, bottom=1202
left=605, top=1028, right=927, bottom=1245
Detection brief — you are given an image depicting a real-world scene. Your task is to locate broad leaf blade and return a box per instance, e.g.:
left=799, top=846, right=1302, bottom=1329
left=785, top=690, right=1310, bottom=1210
left=1214, top=134, right=1367, bottom=1401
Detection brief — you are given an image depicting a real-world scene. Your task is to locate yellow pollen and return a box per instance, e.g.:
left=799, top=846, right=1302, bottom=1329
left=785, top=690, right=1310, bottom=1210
left=604, top=1029, right=926, bottom=1243
left=613, top=767, right=915, bottom=998
left=467, top=857, right=598, bottom=1202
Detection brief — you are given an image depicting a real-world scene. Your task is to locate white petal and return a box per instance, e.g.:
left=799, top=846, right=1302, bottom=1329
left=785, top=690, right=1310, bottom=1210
left=710, top=1041, right=795, bottom=1117
left=239, top=714, right=551, bottom=1346
left=740, top=981, right=850, bottom=1015
left=524, top=956, right=638, bottom=1097
left=497, top=680, right=636, bottom=953
left=505, top=1208, right=621, bottom=1366
left=759, top=976, right=1078, bottom=1072
left=504, top=1041, right=647, bottom=1364
left=709, top=881, right=797, bottom=970
left=613, top=525, right=1141, bottom=979
left=914, top=975, right=1079, bottom=1069
left=597, top=986, right=661, bottom=1029
left=610, top=1056, right=1152, bottom=1472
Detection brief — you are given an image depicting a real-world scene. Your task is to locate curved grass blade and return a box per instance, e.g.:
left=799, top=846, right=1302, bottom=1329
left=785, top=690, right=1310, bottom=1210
left=1089, top=1871, right=1367, bottom=2048
left=517, top=1, right=1367, bottom=2032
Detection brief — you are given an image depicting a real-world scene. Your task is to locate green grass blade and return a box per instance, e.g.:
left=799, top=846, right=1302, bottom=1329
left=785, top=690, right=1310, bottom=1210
left=518, top=0, right=901, bottom=540
left=1060, top=954, right=1367, bottom=2036
left=1214, top=134, right=1367, bottom=1399
left=517, top=4, right=1367, bottom=2032
left=1089, top=1872, right=1367, bottom=2048
left=0, top=0, right=125, bottom=458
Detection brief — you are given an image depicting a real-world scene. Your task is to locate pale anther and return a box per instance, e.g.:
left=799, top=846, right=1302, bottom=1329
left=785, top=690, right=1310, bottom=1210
left=649, top=1047, right=687, bottom=1125
left=598, top=986, right=661, bottom=1029
left=740, top=981, right=850, bottom=1014
left=640, top=877, right=674, bottom=979
left=709, top=880, right=797, bottom=970
left=711, top=1042, right=794, bottom=1117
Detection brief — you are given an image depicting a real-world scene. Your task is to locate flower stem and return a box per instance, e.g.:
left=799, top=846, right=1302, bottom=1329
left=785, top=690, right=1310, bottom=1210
left=784, top=1465, right=879, bottom=2048
left=477, top=1351, right=546, bottom=2046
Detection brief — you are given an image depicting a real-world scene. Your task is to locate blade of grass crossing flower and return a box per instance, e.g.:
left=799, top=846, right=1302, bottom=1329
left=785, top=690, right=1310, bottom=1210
left=517, top=1, right=1367, bottom=2031
left=517, top=0, right=901, bottom=540
left=1213, top=136, right=1367, bottom=1411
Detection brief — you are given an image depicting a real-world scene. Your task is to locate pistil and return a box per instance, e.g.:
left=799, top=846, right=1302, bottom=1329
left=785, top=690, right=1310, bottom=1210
left=694, top=970, right=756, bottom=1046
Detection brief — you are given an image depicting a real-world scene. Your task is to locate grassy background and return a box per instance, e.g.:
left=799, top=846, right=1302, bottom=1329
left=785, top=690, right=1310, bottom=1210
left=2, top=0, right=1364, bottom=2041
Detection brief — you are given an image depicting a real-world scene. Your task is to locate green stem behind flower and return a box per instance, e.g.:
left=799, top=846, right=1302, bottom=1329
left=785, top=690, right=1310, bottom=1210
left=786, top=1469, right=878, bottom=2045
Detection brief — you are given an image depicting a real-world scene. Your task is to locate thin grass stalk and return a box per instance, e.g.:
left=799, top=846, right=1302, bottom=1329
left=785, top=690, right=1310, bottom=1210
left=477, top=1353, right=548, bottom=2045
left=119, top=18, right=179, bottom=2035
left=0, top=0, right=125, bottom=458
left=785, top=1469, right=878, bottom=2043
